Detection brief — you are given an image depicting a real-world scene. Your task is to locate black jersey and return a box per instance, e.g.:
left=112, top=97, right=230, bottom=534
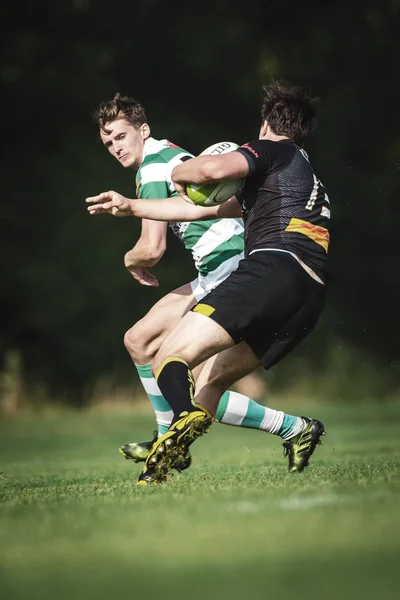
left=236, top=139, right=330, bottom=283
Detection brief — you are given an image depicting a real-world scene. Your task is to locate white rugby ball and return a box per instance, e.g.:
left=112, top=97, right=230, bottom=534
left=186, top=141, right=243, bottom=206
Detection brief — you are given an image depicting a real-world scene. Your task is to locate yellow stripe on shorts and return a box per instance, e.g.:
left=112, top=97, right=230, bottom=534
left=193, top=303, right=215, bottom=317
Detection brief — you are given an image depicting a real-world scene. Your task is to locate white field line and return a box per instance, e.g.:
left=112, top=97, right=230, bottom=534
left=280, top=494, right=342, bottom=510
left=226, top=494, right=344, bottom=514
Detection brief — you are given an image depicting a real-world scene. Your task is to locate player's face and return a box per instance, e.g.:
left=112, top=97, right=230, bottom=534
left=100, top=119, right=150, bottom=169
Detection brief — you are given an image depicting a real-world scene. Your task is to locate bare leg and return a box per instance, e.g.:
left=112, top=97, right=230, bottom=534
left=124, top=283, right=196, bottom=365
left=153, top=311, right=235, bottom=375
left=151, top=311, right=237, bottom=422
left=194, top=342, right=260, bottom=415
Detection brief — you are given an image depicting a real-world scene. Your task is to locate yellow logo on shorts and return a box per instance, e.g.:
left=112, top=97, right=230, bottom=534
left=193, top=303, right=216, bottom=317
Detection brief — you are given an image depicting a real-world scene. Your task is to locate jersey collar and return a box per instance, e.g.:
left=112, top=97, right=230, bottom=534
left=142, top=137, right=162, bottom=160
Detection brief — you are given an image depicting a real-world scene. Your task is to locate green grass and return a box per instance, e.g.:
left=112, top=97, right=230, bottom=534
left=1, top=401, right=400, bottom=600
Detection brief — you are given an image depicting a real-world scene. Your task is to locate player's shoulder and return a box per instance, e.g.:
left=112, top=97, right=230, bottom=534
left=142, top=138, right=192, bottom=166
left=238, top=138, right=281, bottom=160
left=241, top=138, right=296, bottom=152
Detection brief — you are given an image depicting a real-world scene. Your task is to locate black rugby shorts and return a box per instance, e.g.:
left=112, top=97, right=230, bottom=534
left=192, top=251, right=326, bottom=370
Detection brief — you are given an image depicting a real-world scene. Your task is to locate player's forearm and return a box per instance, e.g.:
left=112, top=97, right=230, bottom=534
left=171, top=156, right=221, bottom=185
left=86, top=190, right=239, bottom=222
left=131, top=197, right=220, bottom=222
left=125, top=238, right=166, bottom=267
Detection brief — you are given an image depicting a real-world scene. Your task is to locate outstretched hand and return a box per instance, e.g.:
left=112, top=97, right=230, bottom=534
left=86, top=191, right=134, bottom=216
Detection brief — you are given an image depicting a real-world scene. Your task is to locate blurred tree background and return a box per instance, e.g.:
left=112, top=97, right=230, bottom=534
left=1, top=0, right=399, bottom=406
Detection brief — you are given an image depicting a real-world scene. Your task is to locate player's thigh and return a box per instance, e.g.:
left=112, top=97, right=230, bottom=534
left=195, top=341, right=260, bottom=394
left=153, top=311, right=235, bottom=374
left=130, top=283, right=196, bottom=344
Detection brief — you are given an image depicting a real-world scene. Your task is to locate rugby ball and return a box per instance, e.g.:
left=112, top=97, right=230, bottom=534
left=186, top=141, right=243, bottom=206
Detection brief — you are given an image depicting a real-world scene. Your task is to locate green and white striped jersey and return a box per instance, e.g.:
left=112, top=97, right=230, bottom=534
left=136, top=137, right=244, bottom=276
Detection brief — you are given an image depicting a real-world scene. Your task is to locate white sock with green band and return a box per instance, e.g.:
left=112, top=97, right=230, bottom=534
left=136, top=364, right=303, bottom=440
left=215, top=390, right=304, bottom=439
left=135, top=364, right=173, bottom=436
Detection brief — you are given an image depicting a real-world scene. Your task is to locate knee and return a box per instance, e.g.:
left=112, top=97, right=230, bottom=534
left=124, top=321, right=154, bottom=364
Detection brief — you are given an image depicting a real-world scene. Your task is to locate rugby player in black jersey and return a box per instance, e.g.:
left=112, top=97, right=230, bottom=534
left=87, top=81, right=330, bottom=484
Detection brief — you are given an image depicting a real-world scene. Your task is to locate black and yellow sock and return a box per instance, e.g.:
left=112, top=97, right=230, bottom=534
left=156, top=358, right=196, bottom=423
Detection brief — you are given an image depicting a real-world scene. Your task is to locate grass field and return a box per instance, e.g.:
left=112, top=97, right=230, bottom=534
left=1, top=400, right=400, bottom=600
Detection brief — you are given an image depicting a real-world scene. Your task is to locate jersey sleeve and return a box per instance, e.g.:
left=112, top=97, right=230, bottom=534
left=236, top=140, right=271, bottom=177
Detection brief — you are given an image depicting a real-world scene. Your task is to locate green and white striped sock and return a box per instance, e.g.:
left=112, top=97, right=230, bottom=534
left=135, top=363, right=173, bottom=436
left=216, top=390, right=303, bottom=439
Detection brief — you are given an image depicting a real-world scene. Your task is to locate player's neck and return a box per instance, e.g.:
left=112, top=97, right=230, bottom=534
left=259, top=121, right=290, bottom=143
left=260, top=131, right=290, bottom=142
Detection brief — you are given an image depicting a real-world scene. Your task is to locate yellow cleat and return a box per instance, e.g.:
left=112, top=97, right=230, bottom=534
left=283, top=417, right=325, bottom=472
left=137, top=407, right=213, bottom=485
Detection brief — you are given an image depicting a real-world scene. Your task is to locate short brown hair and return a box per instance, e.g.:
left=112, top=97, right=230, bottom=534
left=93, top=93, right=147, bottom=132
left=261, top=80, right=320, bottom=145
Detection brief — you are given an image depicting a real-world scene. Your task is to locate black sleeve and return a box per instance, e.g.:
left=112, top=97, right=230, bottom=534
left=236, top=140, right=271, bottom=177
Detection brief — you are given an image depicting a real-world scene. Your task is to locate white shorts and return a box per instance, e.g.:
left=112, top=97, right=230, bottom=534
left=190, top=253, right=244, bottom=302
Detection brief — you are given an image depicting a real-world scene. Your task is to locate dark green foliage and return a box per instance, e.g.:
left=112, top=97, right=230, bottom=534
left=1, top=1, right=399, bottom=398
